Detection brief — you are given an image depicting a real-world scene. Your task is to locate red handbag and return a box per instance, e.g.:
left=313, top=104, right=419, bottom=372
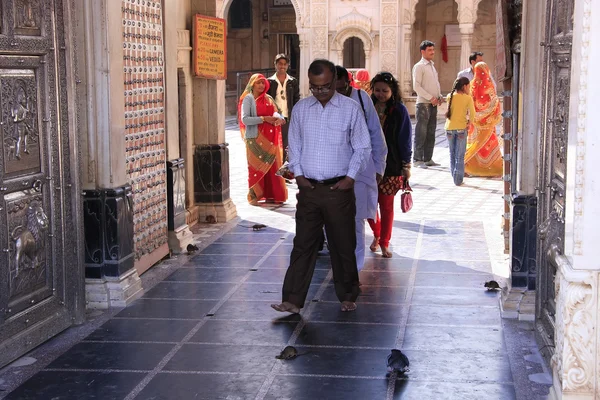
left=400, top=180, right=413, bottom=213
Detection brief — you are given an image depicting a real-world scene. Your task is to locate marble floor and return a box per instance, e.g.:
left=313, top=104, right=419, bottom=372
left=1, top=118, right=552, bottom=399
left=4, top=220, right=515, bottom=400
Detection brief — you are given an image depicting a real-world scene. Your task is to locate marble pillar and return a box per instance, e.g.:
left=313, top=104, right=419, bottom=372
left=401, top=24, right=413, bottom=97
left=187, top=1, right=237, bottom=224
left=298, top=33, right=310, bottom=97
left=81, top=0, right=142, bottom=309
left=459, top=23, right=474, bottom=71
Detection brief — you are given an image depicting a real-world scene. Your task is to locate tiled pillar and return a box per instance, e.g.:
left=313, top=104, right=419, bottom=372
left=80, top=0, right=142, bottom=308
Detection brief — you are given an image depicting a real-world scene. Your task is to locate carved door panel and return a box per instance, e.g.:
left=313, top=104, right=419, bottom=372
left=535, top=0, right=574, bottom=364
left=0, top=0, right=79, bottom=367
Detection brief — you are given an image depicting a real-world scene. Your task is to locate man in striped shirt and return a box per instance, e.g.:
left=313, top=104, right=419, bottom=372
left=271, top=59, right=371, bottom=314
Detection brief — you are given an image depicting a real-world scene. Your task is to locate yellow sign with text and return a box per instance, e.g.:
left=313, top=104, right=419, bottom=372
left=193, top=15, right=227, bottom=80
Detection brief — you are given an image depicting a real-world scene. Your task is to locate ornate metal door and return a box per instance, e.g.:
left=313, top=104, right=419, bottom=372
left=535, top=0, right=574, bottom=363
left=0, top=0, right=82, bottom=367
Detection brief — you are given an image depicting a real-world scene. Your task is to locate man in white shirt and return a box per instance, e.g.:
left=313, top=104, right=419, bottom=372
left=270, top=59, right=371, bottom=314
left=412, top=40, right=442, bottom=168
left=335, top=65, right=387, bottom=272
left=457, top=51, right=497, bottom=90
left=267, top=54, right=300, bottom=163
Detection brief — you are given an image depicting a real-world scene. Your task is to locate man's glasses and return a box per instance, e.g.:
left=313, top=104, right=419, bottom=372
left=280, top=90, right=286, bottom=100
left=309, top=81, right=334, bottom=94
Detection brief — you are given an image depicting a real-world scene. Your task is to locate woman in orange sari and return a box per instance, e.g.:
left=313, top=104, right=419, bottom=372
left=464, top=62, right=503, bottom=177
left=354, top=69, right=372, bottom=95
left=238, top=74, right=288, bottom=204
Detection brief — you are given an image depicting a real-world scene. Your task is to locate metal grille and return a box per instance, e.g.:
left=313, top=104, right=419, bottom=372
left=122, top=0, right=168, bottom=260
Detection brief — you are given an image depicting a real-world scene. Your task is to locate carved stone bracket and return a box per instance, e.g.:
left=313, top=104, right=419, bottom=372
left=550, top=245, right=596, bottom=396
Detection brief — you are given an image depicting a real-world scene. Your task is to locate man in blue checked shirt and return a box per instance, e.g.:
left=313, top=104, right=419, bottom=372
left=270, top=59, right=371, bottom=314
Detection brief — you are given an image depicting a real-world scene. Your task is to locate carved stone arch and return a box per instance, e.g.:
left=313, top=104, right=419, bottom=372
left=332, top=27, right=373, bottom=54
left=218, top=0, right=303, bottom=28
left=403, top=0, right=420, bottom=25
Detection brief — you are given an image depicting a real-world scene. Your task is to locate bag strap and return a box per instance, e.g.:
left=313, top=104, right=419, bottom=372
left=356, top=89, right=368, bottom=122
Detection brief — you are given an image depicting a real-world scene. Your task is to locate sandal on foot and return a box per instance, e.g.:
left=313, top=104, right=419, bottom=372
left=270, top=302, right=300, bottom=314
left=341, top=301, right=357, bottom=312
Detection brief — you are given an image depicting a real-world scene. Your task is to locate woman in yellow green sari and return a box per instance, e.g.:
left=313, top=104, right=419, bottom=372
left=238, top=74, right=288, bottom=204
left=464, top=62, right=503, bottom=177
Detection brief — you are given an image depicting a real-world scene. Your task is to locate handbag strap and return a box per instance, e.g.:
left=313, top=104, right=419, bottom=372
left=356, top=89, right=368, bottom=122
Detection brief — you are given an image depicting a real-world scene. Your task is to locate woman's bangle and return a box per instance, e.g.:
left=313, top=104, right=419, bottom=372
left=260, top=116, right=265, bottom=122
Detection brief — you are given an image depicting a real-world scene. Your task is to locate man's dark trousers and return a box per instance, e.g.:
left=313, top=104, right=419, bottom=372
left=282, top=184, right=360, bottom=308
left=281, top=121, right=289, bottom=161
left=414, top=103, right=438, bottom=162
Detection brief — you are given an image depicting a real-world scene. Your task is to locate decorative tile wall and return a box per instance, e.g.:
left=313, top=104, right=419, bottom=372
left=122, top=0, right=168, bottom=259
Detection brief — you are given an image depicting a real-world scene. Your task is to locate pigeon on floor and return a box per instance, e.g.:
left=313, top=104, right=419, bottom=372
left=387, top=349, right=410, bottom=374
left=484, top=280, right=501, bottom=291
left=186, top=243, right=199, bottom=253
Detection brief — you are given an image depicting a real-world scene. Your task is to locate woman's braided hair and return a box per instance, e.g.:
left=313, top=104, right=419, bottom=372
left=445, top=77, right=471, bottom=119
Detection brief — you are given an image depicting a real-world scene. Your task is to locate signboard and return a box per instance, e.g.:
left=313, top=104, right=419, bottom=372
left=193, top=15, right=227, bottom=79
left=444, top=25, right=461, bottom=47
left=495, top=0, right=512, bottom=81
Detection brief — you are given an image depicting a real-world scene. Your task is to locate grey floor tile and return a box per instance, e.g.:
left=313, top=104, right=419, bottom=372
left=230, top=282, right=320, bottom=302
left=47, top=342, right=173, bottom=371
left=417, top=260, right=492, bottom=274
left=321, top=285, right=409, bottom=304
left=164, top=343, right=279, bottom=373
left=165, top=267, right=250, bottom=282
left=115, top=299, right=218, bottom=319
left=309, top=302, right=408, bottom=324
left=201, top=243, right=275, bottom=255
left=265, top=376, right=389, bottom=400
left=214, top=232, right=286, bottom=244
left=85, top=319, right=197, bottom=342
left=408, top=304, right=501, bottom=326
left=414, top=272, right=494, bottom=288
left=187, top=254, right=262, bottom=267
left=410, top=287, right=500, bottom=306
left=4, top=371, right=145, bottom=400
left=215, top=300, right=301, bottom=321
left=358, top=270, right=411, bottom=287
left=401, top=349, right=513, bottom=383
left=394, top=380, right=516, bottom=400
left=142, top=282, right=237, bottom=299
left=276, top=347, right=390, bottom=377
left=136, top=373, right=266, bottom=400
left=296, top=322, right=399, bottom=347
left=190, top=319, right=297, bottom=345
left=403, top=325, right=505, bottom=353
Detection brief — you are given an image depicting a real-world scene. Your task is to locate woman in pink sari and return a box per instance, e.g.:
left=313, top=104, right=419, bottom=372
left=238, top=74, right=288, bottom=204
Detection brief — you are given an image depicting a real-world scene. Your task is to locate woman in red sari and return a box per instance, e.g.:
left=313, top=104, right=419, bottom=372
left=464, top=62, right=503, bottom=177
left=238, top=74, right=288, bottom=205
